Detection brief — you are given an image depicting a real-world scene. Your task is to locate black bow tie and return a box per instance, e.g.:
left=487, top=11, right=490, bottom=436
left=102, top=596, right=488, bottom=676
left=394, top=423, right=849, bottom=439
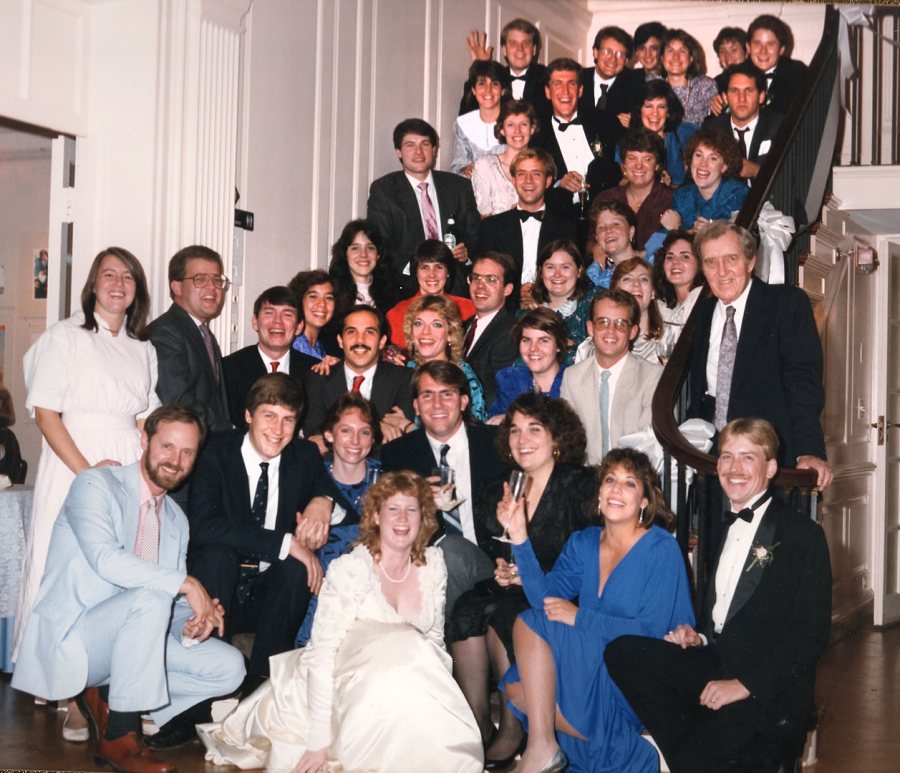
left=725, top=490, right=771, bottom=526
left=555, top=116, right=582, bottom=132
left=517, top=210, right=544, bottom=223
left=511, top=74, right=527, bottom=82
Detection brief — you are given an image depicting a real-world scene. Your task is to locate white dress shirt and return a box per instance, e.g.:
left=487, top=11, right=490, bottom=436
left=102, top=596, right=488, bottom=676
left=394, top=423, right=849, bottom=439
left=403, top=171, right=443, bottom=274
left=711, top=494, right=773, bottom=633
left=467, top=308, right=500, bottom=353
left=593, top=71, right=617, bottom=106
left=731, top=113, right=759, bottom=155
left=510, top=68, right=528, bottom=100
left=343, top=362, right=378, bottom=401
left=257, top=346, right=290, bottom=374
left=518, top=204, right=546, bottom=284
left=595, top=353, right=629, bottom=437
left=241, top=434, right=290, bottom=570
left=551, top=113, right=594, bottom=179
left=426, top=424, right=475, bottom=544
left=706, top=278, right=753, bottom=396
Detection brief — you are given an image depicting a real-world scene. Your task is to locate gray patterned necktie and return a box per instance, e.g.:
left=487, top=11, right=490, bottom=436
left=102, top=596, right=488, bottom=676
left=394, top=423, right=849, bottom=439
left=715, top=305, right=738, bottom=430
left=139, top=497, right=159, bottom=563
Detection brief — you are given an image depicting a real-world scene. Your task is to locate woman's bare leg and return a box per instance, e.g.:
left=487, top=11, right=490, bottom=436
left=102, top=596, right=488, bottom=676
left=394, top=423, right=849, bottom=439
left=450, top=637, right=494, bottom=745
left=484, top=626, right=525, bottom=761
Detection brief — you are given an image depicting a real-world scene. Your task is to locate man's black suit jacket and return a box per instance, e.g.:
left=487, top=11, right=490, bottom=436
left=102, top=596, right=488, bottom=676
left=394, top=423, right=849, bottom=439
left=577, top=66, right=644, bottom=147
left=699, top=500, right=831, bottom=746
left=302, top=361, right=414, bottom=437
left=146, top=303, right=231, bottom=433
left=379, top=423, right=506, bottom=542
left=222, top=345, right=318, bottom=427
left=187, top=430, right=331, bottom=563
left=705, top=108, right=783, bottom=166
left=765, top=57, right=808, bottom=116
left=478, top=208, right=578, bottom=305
left=459, top=63, right=550, bottom=120
left=366, top=170, right=480, bottom=298
left=690, top=280, right=826, bottom=466
left=464, top=308, right=518, bottom=407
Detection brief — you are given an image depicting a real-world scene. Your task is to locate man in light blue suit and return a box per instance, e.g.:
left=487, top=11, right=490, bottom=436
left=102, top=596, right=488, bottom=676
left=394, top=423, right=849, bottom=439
left=12, top=404, right=244, bottom=773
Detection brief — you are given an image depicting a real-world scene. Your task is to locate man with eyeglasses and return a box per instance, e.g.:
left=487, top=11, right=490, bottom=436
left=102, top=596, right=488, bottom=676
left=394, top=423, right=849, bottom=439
left=147, top=246, right=232, bottom=466
left=579, top=26, right=645, bottom=150
left=462, top=252, right=518, bottom=407
left=561, top=289, right=661, bottom=464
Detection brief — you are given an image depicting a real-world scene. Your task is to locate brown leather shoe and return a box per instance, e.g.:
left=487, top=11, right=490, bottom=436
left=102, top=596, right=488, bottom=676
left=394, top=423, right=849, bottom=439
left=95, top=731, right=176, bottom=773
left=78, top=688, right=110, bottom=740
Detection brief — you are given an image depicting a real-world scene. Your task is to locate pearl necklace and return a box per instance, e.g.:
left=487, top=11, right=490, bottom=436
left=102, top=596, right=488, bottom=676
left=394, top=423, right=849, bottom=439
left=378, top=557, right=412, bottom=583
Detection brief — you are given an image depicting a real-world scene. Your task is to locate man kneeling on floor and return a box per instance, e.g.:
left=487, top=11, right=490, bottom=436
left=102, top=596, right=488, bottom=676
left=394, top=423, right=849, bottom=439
left=12, top=404, right=245, bottom=773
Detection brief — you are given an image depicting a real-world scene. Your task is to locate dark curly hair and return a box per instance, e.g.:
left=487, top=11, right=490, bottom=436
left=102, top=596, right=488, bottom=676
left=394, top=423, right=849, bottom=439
left=683, top=125, right=742, bottom=183
left=495, top=393, right=587, bottom=467
left=328, top=219, right=395, bottom=317
left=630, top=80, right=684, bottom=134
left=654, top=229, right=706, bottom=309
left=462, top=60, right=511, bottom=113
left=357, top=471, right=438, bottom=565
left=597, top=448, right=673, bottom=530
left=661, top=28, right=707, bottom=78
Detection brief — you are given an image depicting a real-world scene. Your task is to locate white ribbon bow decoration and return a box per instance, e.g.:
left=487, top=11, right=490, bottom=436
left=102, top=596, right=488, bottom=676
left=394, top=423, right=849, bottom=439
left=756, top=201, right=795, bottom=285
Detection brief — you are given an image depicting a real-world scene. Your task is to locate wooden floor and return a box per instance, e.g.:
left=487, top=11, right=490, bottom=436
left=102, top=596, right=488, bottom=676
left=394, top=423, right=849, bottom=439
left=1, top=625, right=897, bottom=772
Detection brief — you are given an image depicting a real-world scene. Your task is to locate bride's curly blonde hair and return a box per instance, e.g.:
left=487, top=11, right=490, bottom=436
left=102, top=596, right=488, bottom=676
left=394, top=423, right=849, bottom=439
left=358, top=471, right=439, bottom=565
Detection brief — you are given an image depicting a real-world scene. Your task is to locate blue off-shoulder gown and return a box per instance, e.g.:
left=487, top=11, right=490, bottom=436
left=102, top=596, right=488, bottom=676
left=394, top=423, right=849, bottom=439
left=503, top=526, right=695, bottom=772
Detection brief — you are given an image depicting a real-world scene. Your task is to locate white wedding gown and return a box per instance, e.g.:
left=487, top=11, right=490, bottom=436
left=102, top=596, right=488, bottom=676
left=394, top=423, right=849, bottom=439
left=198, top=545, right=483, bottom=772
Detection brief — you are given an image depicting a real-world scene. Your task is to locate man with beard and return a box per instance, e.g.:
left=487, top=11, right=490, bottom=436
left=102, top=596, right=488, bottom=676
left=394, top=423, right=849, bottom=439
left=12, top=404, right=244, bottom=773
left=303, top=305, right=414, bottom=450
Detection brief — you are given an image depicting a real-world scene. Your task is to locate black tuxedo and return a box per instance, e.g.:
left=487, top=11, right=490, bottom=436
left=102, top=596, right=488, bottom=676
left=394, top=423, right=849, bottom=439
left=606, top=500, right=831, bottom=771
left=533, top=110, right=622, bottom=215
left=689, top=280, right=826, bottom=466
left=302, top=361, right=414, bottom=437
left=367, top=170, right=480, bottom=298
left=146, top=303, right=231, bottom=434
left=764, top=57, right=808, bottom=116
left=705, top=109, right=783, bottom=167
left=459, top=63, right=550, bottom=120
left=222, top=345, right=318, bottom=427
left=577, top=66, right=644, bottom=147
left=464, top=308, right=518, bottom=407
left=187, top=430, right=332, bottom=677
left=478, top=207, right=577, bottom=304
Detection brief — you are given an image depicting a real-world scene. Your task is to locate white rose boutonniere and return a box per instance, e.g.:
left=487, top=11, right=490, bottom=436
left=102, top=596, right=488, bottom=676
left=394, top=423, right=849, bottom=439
left=746, top=541, right=780, bottom=572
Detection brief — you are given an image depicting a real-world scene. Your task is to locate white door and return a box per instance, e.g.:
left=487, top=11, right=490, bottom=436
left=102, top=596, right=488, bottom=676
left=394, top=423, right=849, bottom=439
left=873, top=239, right=900, bottom=626
left=45, top=135, right=75, bottom=325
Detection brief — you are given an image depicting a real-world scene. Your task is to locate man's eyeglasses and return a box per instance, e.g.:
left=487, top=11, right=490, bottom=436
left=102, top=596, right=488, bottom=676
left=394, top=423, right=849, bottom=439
left=468, top=273, right=503, bottom=286
left=592, top=316, right=631, bottom=331
left=183, top=273, right=230, bottom=290
left=598, top=47, right=627, bottom=60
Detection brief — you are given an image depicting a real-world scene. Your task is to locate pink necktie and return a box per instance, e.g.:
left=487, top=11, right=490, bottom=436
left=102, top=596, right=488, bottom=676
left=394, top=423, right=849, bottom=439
left=418, top=182, right=440, bottom=240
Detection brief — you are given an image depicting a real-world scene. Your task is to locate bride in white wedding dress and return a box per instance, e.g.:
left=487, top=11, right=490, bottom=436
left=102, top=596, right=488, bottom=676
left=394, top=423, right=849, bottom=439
left=198, top=470, right=483, bottom=773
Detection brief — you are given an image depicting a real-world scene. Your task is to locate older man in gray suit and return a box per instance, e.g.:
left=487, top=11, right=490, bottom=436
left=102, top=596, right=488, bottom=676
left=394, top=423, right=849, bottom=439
left=561, top=289, right=661, bottom=464
left=12, top=405, right=244, bottom=773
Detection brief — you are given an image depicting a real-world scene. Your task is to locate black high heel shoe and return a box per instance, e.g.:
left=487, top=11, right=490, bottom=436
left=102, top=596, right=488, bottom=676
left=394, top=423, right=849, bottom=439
left=484, top=735, right=527, bottom=770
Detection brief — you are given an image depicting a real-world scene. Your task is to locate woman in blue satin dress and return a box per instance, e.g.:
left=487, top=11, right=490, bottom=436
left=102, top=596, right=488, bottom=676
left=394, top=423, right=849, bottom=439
left=499, top=448, right=695, bottom=773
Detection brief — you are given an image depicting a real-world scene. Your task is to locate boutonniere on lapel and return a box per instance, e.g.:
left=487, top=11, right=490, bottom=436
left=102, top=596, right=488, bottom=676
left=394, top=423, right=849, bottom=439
left=590, top=134, right=605, bottom=158
left=746, top=541, right=780, bottom=572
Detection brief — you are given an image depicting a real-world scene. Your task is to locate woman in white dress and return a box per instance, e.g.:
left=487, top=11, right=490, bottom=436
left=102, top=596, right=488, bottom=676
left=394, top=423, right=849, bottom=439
left=451, top=60, right=507, bottom=177
left=653, top=230, right=706, bottom=356
left=198, top=471, right=484, bottom=772
left=471, top=99, right=538, bottom=217
left=13, top=247, right=160, bottom=736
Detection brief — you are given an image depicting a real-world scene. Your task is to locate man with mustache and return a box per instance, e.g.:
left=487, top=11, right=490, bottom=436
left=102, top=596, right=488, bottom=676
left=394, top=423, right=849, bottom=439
left=12, top=404, right=245, bottom=773
left=187, top=374, right=336, bottom=701
left=223, top=285, right=317, bottom=427
left=303, top=305, right=415, bottom=450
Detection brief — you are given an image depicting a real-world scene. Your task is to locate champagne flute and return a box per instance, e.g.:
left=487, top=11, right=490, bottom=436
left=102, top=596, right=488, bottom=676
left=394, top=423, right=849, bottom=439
left=494, top=469, right=529, bottom=543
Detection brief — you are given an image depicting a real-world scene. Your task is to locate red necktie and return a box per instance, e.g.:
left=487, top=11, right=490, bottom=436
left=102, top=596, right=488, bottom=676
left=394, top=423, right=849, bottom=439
left=463, top=317, right=478, bottom=355
left=351, top=375, right=365, bottom=393
left=270, top=361, right=280, bottom=372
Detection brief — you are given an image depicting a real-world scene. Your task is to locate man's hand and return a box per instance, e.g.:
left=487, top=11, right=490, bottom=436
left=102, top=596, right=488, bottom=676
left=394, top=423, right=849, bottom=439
left=307, top=433, right=328, bottom=456
left=292, top=746, right=328, bottom=773
left=709, top=93, right=726, bottom=116
left=558, top=171, right=585, bottom=194
left=796, top=455, right=833, bottom=489
left=460, top=162, right=476, bottom=179
left=740, top=158, right=761, bottom=179
left=618, top=112, right=631, bottom=128
left=519, top=282, right=537, bottom=309
left=452, top=243, right=469, bottom=263
left=699, top=678, right=750, bottom=710
left=544, top=596, right=578, bottom=626
left=660, top=208, right=681, bottom=231
left=466, top=30, right=493, bottom=61
left=179, top=575, right=225, bottom=641
left=494, top=557, right=522, bottom=587
left=296, top=498, right=331, bottom=550
left=288, top=537, right=324, bottom=595
left=663, top=623, right=703, bottom=649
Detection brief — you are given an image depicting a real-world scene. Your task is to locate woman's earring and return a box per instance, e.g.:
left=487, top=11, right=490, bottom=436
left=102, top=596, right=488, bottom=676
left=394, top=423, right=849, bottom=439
left=638, top=506, right=646, bottom=525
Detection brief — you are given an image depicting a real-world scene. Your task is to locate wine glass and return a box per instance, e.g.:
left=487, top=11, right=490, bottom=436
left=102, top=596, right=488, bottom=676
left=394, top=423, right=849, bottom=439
left=494, top=470, right=529, bottom=543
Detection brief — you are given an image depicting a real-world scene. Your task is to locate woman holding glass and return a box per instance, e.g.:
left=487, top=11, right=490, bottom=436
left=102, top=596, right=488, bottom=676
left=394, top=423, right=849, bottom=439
left=499, top=448, right=694, bottom=773
left=448, top=394, right=596, bottom=769
left=471, top=99, right=538, bottom=217
left=488, top=309, right=569, bottom=421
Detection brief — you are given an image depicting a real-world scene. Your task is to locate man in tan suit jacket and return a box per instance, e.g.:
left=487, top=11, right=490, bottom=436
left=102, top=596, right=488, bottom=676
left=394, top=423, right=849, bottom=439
left=561, top=289, right=662, bottom=464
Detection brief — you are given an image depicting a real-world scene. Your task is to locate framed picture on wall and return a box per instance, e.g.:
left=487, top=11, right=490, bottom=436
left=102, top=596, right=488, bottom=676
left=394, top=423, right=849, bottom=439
left=33, top=248, right=48, bottom=300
